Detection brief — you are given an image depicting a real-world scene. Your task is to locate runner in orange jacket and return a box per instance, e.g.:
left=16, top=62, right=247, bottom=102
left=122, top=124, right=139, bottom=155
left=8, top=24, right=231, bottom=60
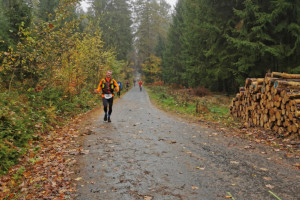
left=94, top=70, right=119, bottom=122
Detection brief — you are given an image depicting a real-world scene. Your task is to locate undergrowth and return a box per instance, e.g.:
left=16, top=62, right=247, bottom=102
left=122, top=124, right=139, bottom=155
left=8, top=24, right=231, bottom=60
left=0, top=86, right=98, bottom=175
left=147, top=85, right=239, bottom=127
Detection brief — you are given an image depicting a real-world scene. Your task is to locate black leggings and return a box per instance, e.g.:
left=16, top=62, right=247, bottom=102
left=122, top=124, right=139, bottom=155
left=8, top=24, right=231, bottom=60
left=102, top=97, right=113, bottom=115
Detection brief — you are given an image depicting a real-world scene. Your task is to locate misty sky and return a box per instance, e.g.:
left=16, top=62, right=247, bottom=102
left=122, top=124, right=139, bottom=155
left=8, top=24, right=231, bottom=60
left=80, top=0, right=178, bottom=12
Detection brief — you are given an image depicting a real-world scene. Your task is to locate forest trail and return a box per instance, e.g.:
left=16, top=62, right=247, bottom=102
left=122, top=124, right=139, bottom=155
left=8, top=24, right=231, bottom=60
left=74, top=86, right=300, bottom=200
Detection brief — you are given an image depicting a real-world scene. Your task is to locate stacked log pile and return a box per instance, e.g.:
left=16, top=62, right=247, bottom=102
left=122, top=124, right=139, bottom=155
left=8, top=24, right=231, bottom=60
left=230, top=72, right=300, bottom=137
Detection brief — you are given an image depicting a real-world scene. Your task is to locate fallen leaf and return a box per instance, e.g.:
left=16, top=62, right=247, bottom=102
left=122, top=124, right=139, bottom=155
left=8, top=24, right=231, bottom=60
left=75, top=177, right=82, bottom=181
left=196, top=167, right=205, bottom=170
left=263, top=177, right=272, bottom=181
left=293, top=163, right=300, bottom=169
left=274, top=149, right=280, bottom=152
left=80, top=150, right=90, bottom=155
left=144, top=196, right=152, bottom=200
left=192, top=186, right=198, bottom=190
left=266, top=184, right=275, bottom=189
left=285, top=153, right=293, bottom=158
left=260, top=168, right=268, bottom=171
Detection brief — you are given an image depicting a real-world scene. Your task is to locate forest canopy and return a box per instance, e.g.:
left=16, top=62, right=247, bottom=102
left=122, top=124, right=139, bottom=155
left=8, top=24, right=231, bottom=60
left=161, top=0, right=300, bottom=92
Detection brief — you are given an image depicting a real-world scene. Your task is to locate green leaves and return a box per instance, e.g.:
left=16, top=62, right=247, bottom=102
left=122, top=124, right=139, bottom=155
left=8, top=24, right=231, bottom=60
left=161, top=0, right=300, bottom=93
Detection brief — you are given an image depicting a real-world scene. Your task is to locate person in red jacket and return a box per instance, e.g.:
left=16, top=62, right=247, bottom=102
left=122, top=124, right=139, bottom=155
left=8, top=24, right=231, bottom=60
left=138, top=80, right=143, bottom=92
left=94, top=70, right=119, bottom=122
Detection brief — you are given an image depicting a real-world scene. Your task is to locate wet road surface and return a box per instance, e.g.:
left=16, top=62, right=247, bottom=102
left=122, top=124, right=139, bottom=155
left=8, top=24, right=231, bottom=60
left=75, top=86, right=300, bottom=200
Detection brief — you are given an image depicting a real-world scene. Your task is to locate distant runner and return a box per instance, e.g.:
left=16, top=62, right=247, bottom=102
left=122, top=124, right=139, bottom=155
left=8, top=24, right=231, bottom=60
left=138, top=80, right=143, bottom=92
left=125, top=80, right=129, bottom=90
left=117, top=81, right=122, bottom=98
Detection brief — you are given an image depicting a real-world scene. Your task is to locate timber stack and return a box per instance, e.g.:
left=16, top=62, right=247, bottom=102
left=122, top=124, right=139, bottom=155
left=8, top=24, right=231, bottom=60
left=230, top=72, right=300, bottom=137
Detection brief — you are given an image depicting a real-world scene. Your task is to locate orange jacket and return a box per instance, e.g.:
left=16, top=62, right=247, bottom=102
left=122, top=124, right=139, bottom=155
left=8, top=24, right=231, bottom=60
left=96, top=77, right=119, bottom=97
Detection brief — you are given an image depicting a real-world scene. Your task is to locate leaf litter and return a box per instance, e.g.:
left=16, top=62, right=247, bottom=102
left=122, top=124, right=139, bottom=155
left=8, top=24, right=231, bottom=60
left=0, top=115, right=88, bottom=199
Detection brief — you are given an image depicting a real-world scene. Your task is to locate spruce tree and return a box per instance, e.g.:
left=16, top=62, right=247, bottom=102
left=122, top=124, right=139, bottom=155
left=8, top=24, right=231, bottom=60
left=91, top=0, right=133, bottom=60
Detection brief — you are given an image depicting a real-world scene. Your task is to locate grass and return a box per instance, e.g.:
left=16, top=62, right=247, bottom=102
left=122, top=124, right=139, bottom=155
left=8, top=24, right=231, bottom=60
left=146, top=85, right=240, bottom=127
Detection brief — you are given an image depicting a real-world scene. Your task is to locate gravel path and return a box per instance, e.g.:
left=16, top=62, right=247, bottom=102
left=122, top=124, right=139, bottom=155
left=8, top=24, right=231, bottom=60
left=75, top=86, right=300, bottom=200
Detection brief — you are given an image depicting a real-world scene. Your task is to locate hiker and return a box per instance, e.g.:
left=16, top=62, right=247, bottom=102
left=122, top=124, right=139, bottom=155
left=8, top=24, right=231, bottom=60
left=94, top=70, right=119, bottom=123
left=133, top=79, right=136, bottom=87
left=125, top=80, right=129, bottom=90
left=138, top=80, right=143, bottom=92
left=117, top=80, right=122, bottom=97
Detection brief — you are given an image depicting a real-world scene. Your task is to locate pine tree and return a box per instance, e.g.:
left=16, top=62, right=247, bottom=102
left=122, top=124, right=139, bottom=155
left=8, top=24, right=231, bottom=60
left=227, top=0, right=300, bottom=81
left=91, top=0, right=133, bottom=60
left=134, top=0, right=171, bottom=68
left=162, top=0, right=186, bottom=85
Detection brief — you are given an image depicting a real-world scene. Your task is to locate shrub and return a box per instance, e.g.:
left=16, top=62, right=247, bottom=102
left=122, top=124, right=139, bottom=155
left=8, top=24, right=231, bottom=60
left=0, top=86, right=98, bottom=175
left=193, top=86, right=210, bottom=97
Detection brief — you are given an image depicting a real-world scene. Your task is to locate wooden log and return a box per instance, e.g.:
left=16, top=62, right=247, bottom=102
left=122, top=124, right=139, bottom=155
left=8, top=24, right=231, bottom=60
left=263, top=114, right=268, bottom=123
left=280, top=102, right=286, bottom=110
left=269, top=109, right=276, bottom=122
left=277, top=88, right=300, bottom=98
left=271, top=72, right=300, bottom=79
left=291, top=104, right=300, bottom=112
left=254, top=85, right=262, bottom=93
left=292, top=123, right=298, bottom=133
left=266, top=84, right=271, bottom=93
left=296, top=111, right=300, bottom=118
left=256, top=93, right=261, bottom=100
left=277, top=119, right=282, bottom=126
left=240, top=91, right=245, bottom=98
left=256, top=79, right=265, bottom=85
left=275, top=101, right=281, bottom=108
left=275, top=110, right=282, bottom=120
left=260, top=117, right=264, bottom=127
left=293, top=99, right=300, bottom=104
left=245, top=78, right=254, bottom=88
left=283, top=119, right=292, bottom=128
left=273, top=125, right=279, bottom=132
left=288, top=111, right=295, bottom=120
left=283, top=92, right=300, bottom=104
left=273, top=94, right=281, bottom=102
left=287, top=124, right=293, bottom=133
left=274, top=80, right=300, bottom=90
left=253, top=117, right=257, bottom=125
left=278, top=127, right=286, bottom=135
left=265, top=77, right=279, bottom=86
left=245, top=78, right=264, bottom=88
